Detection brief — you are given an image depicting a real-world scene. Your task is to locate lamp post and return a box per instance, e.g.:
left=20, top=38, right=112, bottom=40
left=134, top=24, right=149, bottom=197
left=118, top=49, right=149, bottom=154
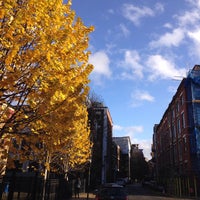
left=87, top=159, right=91, bottom=200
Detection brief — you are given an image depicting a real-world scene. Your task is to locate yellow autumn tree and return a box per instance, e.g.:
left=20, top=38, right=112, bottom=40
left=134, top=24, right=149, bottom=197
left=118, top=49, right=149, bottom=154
left=0, top=0, right=94, bottom=173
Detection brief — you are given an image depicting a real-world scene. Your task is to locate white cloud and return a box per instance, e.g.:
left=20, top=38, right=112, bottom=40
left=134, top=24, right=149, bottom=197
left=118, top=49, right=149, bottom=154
left=119, top=23, right=130, bottom=37
left=121, top=50, right=143, bottom=79
left=122, top=4, right=154, bottom=26
left=155, top=2, right=164, bottom=13
left=185, top=0, right=200, bottom=8
left=113, top=124, right=143, bottom=137
left=150, top=28, right=185, bottom=48
left=113, top=124, right=124, bottom=131
left=108, top=9, right=114, bottom=14
left=175, top=10, right=200, bottom=28
left=171, top=1, right=200, bottom=58
left=148, top=0, right=200, bottom=62
left=146, top=55, right=187, bottom=81
left=188, top=29, right=200, bottom=43
left=130, top=90, right=155, bottom=107
left=163, top=23, right=173, bottom=29
left=187, top=29, right=200, bottom=58
left=147, top=0, right=200, bottom=58
left=105, top=43, right=117, bottom=55
left=89, top=51, right=111, bottom=77
left=131, top=138, right=152, bottom=160
left=173, top=0, right=200, bottom=36
left=133, top=90, right=155, bottom=102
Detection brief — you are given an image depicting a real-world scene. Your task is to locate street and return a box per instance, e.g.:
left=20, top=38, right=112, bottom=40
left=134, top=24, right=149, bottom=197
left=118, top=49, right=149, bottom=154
left=71, top=183, right=197, bottom=200
left=126, top=183, right=196, bottom=200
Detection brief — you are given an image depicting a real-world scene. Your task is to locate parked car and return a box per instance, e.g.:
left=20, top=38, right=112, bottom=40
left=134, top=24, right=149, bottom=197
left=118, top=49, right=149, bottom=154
left=142, top=179, right=164, bottom=192
left=115, top=178, right=126, bottom=187
left=95, top=183, right=128, bottom=200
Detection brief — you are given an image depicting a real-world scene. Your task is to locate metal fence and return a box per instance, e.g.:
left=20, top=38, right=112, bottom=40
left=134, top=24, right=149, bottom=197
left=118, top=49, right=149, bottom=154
left=0, top=172, right=73, bottom=200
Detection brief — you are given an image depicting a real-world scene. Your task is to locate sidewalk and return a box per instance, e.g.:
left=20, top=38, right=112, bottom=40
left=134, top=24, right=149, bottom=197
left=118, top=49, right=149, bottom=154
left=70, top=192, right=95, bottom=200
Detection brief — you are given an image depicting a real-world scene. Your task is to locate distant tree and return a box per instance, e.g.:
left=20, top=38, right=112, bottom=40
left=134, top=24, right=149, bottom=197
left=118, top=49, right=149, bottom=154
left=0, top=0, right=94, bottom=174
left=88, top=91, right=104, bottom=107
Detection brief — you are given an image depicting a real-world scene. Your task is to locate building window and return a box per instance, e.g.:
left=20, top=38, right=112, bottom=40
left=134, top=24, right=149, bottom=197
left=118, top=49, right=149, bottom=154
left=184, top=137, right=187, bottom=152
left=178, top=141, right=182, bottom=161
left=172, top=109, right=175, bottom=119
left=181, top=112, right=185, bottom=129
left=184, top=162, right=188, bottom=171
left=169, top=126, right=172, bottom=139
left=176, top=101, right=180, bottom=113
left=177, top=119, right=181, bottom=136
left=170, top=148, right=174, bottom=165
left=180, top=95, right=184, bottom=106
left=172, top=124, right=176, bottom=140
left=174, top=146, right=177, bottom=162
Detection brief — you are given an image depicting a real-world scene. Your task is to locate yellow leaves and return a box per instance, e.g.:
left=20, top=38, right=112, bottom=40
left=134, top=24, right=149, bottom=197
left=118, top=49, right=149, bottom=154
left=69, top=86, right=74, bottom=93
left=7, top=15, right=14, bottom=26
left=3, top=1, right=14, bottom=10
left=53, top=139, right=61, bottom=146
left=0, top=8, right=5, bottom=19
left=5, top=47, right=19, bottom=66
left=0, top=0, right=94, bottom=172
left=44, top=162, right=50, bottom=171
left=56, top=91, right=66, bottom=102
left=0, top=104, right=15, bottom=129
left=46, top=51, right=51, bottom=62
left=66, top=0, right=72, bottom=6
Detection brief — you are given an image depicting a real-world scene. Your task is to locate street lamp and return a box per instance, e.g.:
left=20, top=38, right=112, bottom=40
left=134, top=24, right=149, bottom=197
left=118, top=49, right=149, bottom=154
left=87, top=159, right=91, bottom=200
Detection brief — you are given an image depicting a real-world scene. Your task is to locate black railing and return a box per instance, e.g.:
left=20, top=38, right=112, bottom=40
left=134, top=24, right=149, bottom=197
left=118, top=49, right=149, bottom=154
left=0, top=172, right=73, bottom=200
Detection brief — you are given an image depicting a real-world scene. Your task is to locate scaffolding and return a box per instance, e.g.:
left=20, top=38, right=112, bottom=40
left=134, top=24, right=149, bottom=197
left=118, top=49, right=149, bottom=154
left=186, top=65, right=200, bottom=179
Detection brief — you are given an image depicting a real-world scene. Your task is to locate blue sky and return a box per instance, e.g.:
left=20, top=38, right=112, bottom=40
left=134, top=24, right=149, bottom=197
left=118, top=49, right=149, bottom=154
left=69, top=0, right=200, bottom=160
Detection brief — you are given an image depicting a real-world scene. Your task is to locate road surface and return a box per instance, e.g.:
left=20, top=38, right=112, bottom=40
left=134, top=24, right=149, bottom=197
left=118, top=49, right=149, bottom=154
left=70, top=182, right=196, bottom=200
left=126, top=182, right=195, bottom=200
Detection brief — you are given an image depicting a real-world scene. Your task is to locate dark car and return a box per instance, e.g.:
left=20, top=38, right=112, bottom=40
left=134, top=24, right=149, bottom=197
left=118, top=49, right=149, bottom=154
left=116, top=178, right=126, bottom=187
left=95, top=183, right=128, bottom=200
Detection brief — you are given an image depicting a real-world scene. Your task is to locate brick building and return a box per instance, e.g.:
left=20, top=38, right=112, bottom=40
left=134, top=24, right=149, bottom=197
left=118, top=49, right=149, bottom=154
left=88, top=102, right=113, bottom=187
left=153, top=65, right=200, bottom=197
left=130, top=144, right=148, bottom=181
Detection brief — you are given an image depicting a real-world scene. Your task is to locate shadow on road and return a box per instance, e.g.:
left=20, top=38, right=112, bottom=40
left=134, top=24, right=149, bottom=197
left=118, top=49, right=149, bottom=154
left=126, top=182, right=163, bottom=196
left=125, top=183, right=195, bottom=200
